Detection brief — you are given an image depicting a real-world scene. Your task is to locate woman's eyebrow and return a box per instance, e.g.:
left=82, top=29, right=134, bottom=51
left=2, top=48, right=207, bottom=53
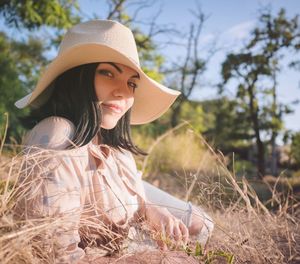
left=131, top=73, right=140, bottom=79
left=105, top=62, right=140, bottom=79
left=106, top=62, right=122, bottom=73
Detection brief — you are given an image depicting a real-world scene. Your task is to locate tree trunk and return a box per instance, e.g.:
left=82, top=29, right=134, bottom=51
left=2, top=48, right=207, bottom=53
left=270, top=73, right=278, bottom=176
left=171, top=103, right=182, bottom=127
left=256, top=133, right=265, bottom=178
left=248, top=84, right=265, bottom=178
left=270, top=132, right=278, bottom=176
left=170, top=95, right=184, bottom=127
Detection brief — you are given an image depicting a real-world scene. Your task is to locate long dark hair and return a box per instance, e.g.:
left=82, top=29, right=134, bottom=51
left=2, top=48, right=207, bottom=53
left=22, top=63, right=147, bottom=156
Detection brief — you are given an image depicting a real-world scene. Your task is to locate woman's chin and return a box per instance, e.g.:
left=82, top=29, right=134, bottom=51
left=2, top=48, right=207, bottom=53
left=100, top=121, right=119, bottom=130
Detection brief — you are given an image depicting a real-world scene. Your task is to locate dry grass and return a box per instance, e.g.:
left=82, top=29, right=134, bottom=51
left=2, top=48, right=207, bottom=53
left=0, top=121, right=299, bottom=263
left=134, top=122, right=300, bottom=263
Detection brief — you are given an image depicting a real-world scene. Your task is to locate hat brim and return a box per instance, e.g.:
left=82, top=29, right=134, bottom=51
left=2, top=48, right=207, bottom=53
left=15, top=43, right=180, bottom=125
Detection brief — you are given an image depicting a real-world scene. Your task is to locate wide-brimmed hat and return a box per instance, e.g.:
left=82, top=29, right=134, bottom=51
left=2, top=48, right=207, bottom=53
left=14, top=20, right=180, bottom=125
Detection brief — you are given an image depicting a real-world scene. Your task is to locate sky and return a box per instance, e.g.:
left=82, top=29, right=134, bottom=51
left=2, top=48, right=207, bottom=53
left=81, top=0, right=300, bottom=135
left=1, top=0, right=299, bottom=137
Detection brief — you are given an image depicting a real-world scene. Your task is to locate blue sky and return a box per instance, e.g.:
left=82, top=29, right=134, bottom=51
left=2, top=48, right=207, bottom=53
left=81, top=0, right=300, bottom=135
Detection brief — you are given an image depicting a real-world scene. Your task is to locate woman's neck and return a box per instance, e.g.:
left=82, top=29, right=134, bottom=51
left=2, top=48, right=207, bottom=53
left=92, top=133, right=101, bottom=145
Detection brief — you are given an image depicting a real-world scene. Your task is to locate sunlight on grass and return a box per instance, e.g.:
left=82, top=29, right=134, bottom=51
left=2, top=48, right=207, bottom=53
left=0, top=121, right=299, bottom=263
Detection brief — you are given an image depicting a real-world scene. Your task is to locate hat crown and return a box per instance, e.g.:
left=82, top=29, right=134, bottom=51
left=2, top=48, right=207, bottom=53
left=59, top=20, right=140, bottom=65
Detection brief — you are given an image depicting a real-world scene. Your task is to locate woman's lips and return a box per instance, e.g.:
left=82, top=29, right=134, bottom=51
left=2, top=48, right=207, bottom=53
left=102, top=103, right=123, bottom=113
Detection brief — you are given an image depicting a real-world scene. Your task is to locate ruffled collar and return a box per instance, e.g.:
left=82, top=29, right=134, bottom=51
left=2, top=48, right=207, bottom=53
left=89, top=135, right=113, bottom=159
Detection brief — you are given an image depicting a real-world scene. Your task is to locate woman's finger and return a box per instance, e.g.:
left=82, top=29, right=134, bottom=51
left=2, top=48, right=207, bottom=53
left=165, top=219, right=174, bottom=240
left=156, top=237, right=168, bottom=251
left=179, top=220, right=189, bottom=244
left=152, top=223, right=167, bottom=250
left=154, top=223, right=168, bottom=250
left=173, top=220, right=182, bottom=242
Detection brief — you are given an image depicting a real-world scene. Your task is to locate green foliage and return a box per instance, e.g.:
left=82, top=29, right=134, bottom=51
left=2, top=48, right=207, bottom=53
left=133, top=27, right=165, bottom=83
left=247, top=8, right=300, bottom=51
left=234, top=160, right=256, bottom=177
left=132, top=100, right=207, bottom=143
left=180, top=101, right=206, bottom=134
left=0, top=0, right=80, bottom=30
left=220, top=8, right=300, bottom=175
left=132, top=118, right=169, bottom=142
left=0, top=0, right=83, bottom=142
left=0, top=32, right=47, bottom=140
left=290, top=132, right=300, bottom=166
left=181, top=241, right=235, bottom=264
left=201, top=97, right=253, bottom=151
left=156, top=236, right=234, bottom=264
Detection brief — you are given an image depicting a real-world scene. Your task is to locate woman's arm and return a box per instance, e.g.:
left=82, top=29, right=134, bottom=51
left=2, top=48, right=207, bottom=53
left=15, top=117, right=85, bottom=263
left=114, top=150, right=189, bottom=249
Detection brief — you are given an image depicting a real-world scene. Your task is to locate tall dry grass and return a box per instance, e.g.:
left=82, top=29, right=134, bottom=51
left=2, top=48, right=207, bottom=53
left=134, top=122, right=300, bottom=263
left=0, top=121, right=299, bottom=263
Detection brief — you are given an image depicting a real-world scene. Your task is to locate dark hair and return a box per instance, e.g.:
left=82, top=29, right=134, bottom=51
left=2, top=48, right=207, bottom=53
left=22, top=63, right=147, bottom=156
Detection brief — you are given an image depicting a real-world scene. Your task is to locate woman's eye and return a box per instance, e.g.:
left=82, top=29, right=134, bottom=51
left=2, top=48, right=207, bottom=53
left=98, top=70, right=113, bottom=77
left=128, top=82, right=138, bottom=90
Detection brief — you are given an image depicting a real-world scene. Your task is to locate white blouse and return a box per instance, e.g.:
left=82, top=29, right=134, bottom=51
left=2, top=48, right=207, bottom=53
left=14, top=116, right=147, bottom=263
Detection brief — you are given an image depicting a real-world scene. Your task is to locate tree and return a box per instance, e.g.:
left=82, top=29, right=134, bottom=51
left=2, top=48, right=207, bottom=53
left=164, top=5, right=212, bottom=127
left=0, top=32, right=47, bottom=141
left=0, top=0, right=80, bottom=30
left=0, top=0, right=82, bottom=143
left=109, top=1, right=213, bottom=135
left=202, top=97, right=253, bottom=152
left=290, top=132, right=300, bottom=167
left=221, top=8, right=300, bottom=178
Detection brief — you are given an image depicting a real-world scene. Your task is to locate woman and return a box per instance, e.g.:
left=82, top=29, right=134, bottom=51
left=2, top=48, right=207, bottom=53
left=14, top=20, right=213, bottom=263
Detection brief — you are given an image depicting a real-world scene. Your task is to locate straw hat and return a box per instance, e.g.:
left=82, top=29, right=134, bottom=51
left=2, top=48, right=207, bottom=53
left=14, top=20, right=180, bottom=125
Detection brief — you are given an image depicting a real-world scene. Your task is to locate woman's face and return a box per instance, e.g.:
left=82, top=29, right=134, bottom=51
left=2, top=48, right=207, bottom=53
left=94, top=62, right=140, bottom=129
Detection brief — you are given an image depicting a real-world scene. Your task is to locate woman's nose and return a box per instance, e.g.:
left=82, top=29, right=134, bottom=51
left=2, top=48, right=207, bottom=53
left=112, top=81, right=132, bottom=98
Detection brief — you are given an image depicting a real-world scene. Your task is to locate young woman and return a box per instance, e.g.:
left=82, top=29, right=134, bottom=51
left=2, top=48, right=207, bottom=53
left=14, top=20, right=213, bottom=263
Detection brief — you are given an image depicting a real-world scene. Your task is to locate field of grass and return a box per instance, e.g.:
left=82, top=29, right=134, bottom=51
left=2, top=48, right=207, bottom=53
left=0, top=123, right=299, bottom=263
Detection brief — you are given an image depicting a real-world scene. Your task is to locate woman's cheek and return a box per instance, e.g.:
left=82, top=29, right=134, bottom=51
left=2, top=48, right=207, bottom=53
left=128, top=97, right=134, bottom=108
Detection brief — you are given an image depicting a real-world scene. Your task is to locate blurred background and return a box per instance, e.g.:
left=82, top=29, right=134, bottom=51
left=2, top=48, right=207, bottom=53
left=0, top=0, right=300, bottom=200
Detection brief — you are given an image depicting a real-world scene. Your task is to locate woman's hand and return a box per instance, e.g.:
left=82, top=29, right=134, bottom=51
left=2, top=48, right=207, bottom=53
left=144, top=204, right=189, bottom=250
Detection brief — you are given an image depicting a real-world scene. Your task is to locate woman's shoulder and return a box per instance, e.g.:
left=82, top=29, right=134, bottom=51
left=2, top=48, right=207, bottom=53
left=24, top=116, right=76, bottom=150
left=113, top=147, right=137, bottom=169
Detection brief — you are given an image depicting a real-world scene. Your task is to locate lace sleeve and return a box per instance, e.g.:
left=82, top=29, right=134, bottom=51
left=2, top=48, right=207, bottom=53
left=15, top=117, right=86, bottom=263
left=23, top=116, right=76, bottom=150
